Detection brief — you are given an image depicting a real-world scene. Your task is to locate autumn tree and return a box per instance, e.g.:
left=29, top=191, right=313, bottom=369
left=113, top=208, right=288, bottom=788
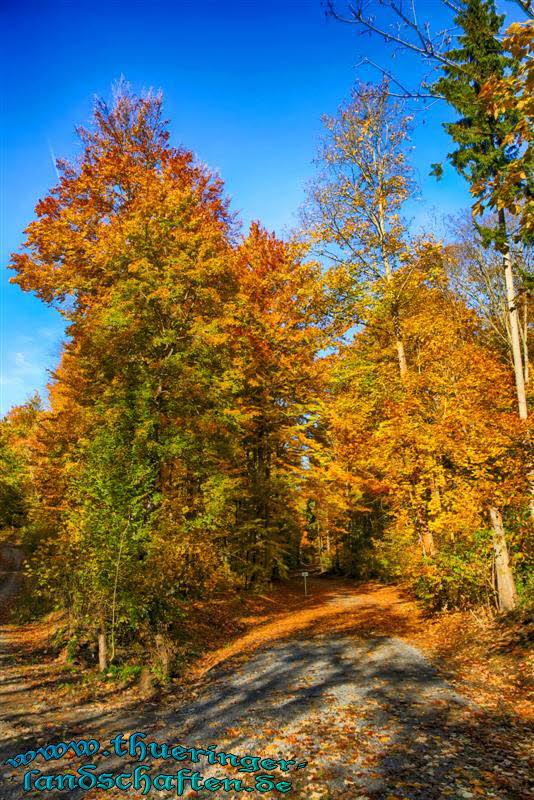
left=329, top=0, right=532, bottom=415
left=225, top=224, right=329, bottom=585
left=9, top=83, right=239, bottom=667
left=9, top=83, right=336, bottom=667
left=303, top=81, right=415, bottom=380
left=304, top=83, right=457, bottom=559
left=326, top=0, right=533, bottom=608
left=323, top=254, right=528, bottom=610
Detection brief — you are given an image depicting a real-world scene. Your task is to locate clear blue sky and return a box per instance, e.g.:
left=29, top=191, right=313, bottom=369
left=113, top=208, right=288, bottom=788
left=0, top=0, right=520, bottom=415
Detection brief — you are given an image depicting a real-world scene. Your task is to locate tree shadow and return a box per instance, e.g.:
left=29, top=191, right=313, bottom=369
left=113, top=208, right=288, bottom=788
left=1, top=627, right=532, bottom=799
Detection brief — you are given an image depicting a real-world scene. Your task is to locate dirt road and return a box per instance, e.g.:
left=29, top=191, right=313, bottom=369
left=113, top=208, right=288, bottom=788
left=0, top=578, right=532, bottom=799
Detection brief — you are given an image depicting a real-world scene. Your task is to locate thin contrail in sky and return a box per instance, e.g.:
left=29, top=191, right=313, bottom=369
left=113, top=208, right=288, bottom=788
left=47, top=139, right=60, bottom=180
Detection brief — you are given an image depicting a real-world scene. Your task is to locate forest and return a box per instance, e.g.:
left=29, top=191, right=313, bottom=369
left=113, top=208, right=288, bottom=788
left=1, top=0, right=533, bottom=681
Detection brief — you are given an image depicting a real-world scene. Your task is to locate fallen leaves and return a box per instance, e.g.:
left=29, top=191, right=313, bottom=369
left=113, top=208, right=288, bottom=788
left=1, top=577, right=533, bottom=799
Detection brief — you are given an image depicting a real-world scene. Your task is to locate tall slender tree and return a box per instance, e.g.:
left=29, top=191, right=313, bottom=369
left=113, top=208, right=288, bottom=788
left=303, top=81, right=414, bottom=380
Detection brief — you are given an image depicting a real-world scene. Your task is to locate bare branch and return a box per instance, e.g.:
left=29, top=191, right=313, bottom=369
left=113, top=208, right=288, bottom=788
left=356, top=57, right=443, bottom=99
left=327, top=0, right=463, bottom=70
left=442, top=0, right=462, bottom=13
left=511, top=0, right=534, bottom=19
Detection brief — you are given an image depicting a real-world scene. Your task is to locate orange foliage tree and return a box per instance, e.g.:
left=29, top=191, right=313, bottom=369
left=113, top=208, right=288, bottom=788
left=8, top=84, right=331, bottom=667
left=319, top=248, right=528, bottom=609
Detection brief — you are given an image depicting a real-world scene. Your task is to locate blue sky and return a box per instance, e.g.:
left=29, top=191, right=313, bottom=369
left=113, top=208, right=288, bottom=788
left=1, top=0, right=521, bottom=415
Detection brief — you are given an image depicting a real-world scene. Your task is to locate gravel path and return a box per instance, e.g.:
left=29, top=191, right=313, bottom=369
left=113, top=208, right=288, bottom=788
left=1, top=582, right=532, bottom=800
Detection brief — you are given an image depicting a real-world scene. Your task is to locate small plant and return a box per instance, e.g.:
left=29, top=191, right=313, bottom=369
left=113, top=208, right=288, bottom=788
left=103, top=663, right=142, bottom=683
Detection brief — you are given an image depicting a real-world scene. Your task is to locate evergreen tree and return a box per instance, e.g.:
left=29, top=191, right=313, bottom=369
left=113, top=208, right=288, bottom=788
left=432, top=0, right=519, bottom=207
left=433, top=2, right=530, bottom=442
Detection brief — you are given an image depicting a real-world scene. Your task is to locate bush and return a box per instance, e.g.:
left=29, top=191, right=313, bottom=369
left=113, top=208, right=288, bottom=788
left=412, top=532, right=494, bottom=611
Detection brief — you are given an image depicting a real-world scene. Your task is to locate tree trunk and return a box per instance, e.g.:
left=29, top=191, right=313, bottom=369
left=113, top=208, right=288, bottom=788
left=412, top=483, right=436, bottom=557
left=378, top=204, right=408, bottom=381
left=523, top=293, right=529, bottom=385
left=420, top=525, right=435, bottom=558
left=488, top=506, right=517, bottom=612
left=155, top=633, right=172, bottom=679
left=416, top=504, right=435, bottom=557
left=499, top=213, right=534, bottom=521
left=500, top=213, right=527, bottom=420
left=98, top=624, right=108, bottom=672
left=392, top=306, right=409, bottom=381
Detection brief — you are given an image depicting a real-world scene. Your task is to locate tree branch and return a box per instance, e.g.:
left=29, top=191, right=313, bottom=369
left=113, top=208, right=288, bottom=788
left=511, top=0, right=534, bottom=19
left=327, top=0, right=465, bottom=70
left=356, top=57, right=443, bottom=99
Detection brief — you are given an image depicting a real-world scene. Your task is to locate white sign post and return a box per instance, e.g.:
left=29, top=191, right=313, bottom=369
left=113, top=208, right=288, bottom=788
left=301, top=571, right=309, bottom=596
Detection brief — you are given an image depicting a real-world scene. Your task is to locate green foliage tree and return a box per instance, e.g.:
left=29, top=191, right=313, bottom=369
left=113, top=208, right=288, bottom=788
left=430, top=1, right=531, bottom=429
left=0, top=395, right=42, bottom=533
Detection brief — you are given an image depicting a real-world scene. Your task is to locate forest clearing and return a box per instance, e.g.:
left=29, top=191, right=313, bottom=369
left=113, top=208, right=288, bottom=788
left=1, top=0, right=534, bottom=798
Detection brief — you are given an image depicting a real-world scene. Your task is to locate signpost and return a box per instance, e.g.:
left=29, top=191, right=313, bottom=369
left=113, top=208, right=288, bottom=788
left=301, top=571, right=309, bottom=597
